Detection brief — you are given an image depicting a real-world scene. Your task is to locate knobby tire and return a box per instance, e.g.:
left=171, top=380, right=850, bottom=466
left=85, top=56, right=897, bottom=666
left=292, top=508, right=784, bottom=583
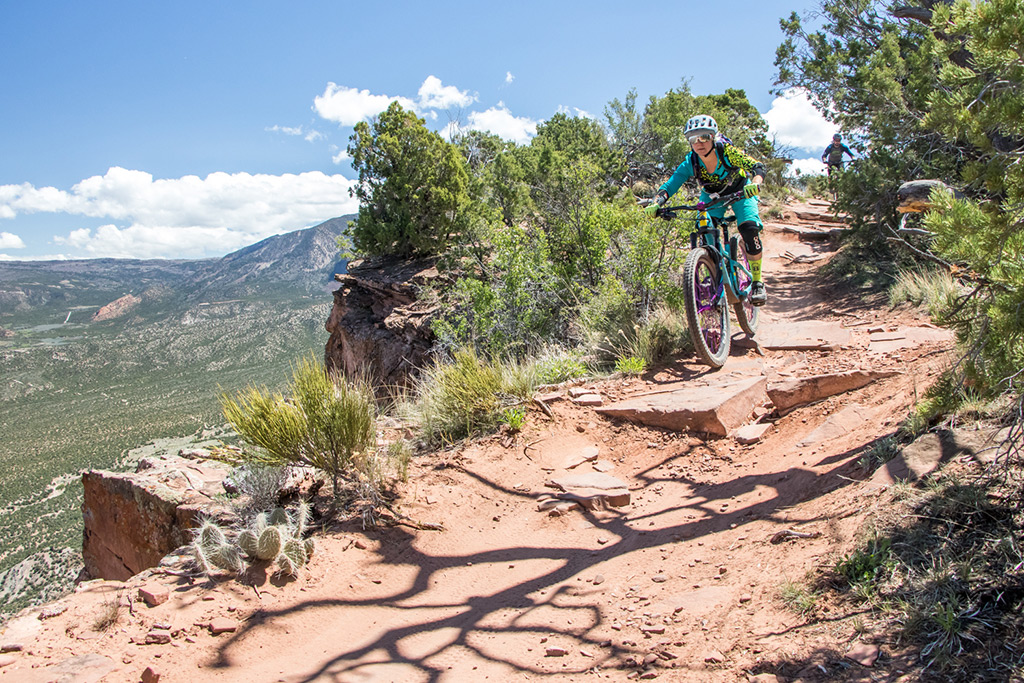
left=730, top=236, right=759, bottom=337
left=683, top=247, right=730, bottom=368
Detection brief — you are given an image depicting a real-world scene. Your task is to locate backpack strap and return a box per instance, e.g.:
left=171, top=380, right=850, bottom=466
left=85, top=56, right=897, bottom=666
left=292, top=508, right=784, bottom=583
left=691, top=141, right=740, bottom=189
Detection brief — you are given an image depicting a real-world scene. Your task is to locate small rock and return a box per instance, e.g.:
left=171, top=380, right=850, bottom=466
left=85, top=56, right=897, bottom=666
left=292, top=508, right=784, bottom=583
left=574, top=394, right=604, bottom=406
left=703, top=649, right=725, bottom=663
left=611, top=622, right=622, bottom=631
left=651, top=574, right=668, bottom=583
left=38, top=604, right=67, bottom=619
left=580, top=649, right=594, bottom=657
left=596, top=537, right=609, bottom=545
left=642, top=625, right=666, bottom=634
left=209, top=617, right=237, bottom=635
left=142, top=665, right=161, bottom=683
left=545, top=646, right=569, bottom=657
left=145, top=629, right=172, bottom=645
left=0, top=655, right=15, bottom=668
left=639, top=671, right=658, bottom=680
left=139, top=584, right=170, bottom=607
left=0, top=643, right=23, bottom=653
left=739, top=594, right=753, bottom=604
left=846, top=642, right=880, bottom=667
left=593, top=574, right=605, bottom=585
left=354, top=539, right=368, bottom=550
left=747, top=674, right=780, bottom=683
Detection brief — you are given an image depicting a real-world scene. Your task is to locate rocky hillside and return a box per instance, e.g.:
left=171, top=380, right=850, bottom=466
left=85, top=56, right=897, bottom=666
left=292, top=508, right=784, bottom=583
left=0, top=215, right=353, bottom=620
left=0, top=214, right=354, bottom=325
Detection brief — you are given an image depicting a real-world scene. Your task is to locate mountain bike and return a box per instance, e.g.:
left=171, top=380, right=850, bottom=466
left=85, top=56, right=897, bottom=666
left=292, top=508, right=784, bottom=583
left=651, top=190, right=759, bottom=368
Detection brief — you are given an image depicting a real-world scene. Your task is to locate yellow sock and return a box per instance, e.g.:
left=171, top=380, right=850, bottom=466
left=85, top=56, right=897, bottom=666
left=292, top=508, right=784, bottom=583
left=750, top=258, right=762, bottom=282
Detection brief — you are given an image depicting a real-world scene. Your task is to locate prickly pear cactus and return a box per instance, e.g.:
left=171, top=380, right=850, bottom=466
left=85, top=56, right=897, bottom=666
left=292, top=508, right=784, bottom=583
left=199, top=520, right=228, bottom=547
left=237, top=529, right=259, bottom=558
left=253, top=512, right=268, bottom=535
left=256, top=525, right=284, bottom=560
left=282, top=538, right=307, bottom=568
left=293, top=500, right=310, bottom=538
left=212, top=545, right=246, bottom=574
left=269, top=507, right=289, bottom=526
left=277, top=552, right=299, bottom=576
left=303, top=537, right=315, bottom=558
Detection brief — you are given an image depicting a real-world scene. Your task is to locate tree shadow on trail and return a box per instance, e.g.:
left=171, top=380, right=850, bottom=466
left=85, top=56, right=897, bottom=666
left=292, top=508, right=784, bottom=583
left=204, top=431, right=878, bottom=682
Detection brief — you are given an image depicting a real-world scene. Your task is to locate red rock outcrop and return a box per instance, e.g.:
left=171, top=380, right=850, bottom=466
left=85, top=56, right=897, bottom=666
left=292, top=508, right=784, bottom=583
left=91, top=294, right=141, bottom=322
left=81, top=455, right=233, bottom=580
left=324, top=257, right=442, bottom=389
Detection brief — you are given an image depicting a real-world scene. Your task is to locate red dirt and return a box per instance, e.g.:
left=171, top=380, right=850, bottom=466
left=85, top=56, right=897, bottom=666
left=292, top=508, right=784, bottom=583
left=0, top=202, right=957, bottom=682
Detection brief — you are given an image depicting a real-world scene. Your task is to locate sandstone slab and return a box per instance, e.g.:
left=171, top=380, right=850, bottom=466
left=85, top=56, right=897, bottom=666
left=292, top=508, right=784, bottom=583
left=138, top=584, right=169, bottom=607
left=82, top=455, right=234, bottom=581
left=739, top=320, right=851, bottom=351
left=733, top=423, right=771, bottom=444
left=768, top=369, right=899, bottom=412
left=867, top=325, right=954, bottom=355
left=40, top=654, right=116, bottom=682
left=870, top=428, right=1004, bottom=486
left=596, top=375, right=767, bottom=436
left=547, top=473, right=630, bottom=508
left=798, top=404, right=876, bottom=447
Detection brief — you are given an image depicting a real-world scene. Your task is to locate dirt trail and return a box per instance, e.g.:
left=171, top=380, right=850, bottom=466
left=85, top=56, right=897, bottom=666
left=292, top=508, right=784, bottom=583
left=0, top=201, right=958, bottom=682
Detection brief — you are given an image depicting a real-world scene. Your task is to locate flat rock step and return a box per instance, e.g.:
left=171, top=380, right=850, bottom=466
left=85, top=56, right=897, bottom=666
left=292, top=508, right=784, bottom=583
left=737, top=320, right=852, bottom=351
left=768, top=369, right=899, bottom=412
left=765, top=222, right=845, bottom=241
left=596, top=375, right=767, bottom=437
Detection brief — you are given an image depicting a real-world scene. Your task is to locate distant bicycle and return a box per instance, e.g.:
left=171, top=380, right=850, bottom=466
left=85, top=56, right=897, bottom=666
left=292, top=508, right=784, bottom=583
left=648, top=190, right=758, bottom=368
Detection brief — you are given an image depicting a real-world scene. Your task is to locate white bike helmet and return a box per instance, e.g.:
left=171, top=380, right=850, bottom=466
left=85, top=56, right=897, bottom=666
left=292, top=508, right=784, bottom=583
left=684, top=114, right=718, bottom=138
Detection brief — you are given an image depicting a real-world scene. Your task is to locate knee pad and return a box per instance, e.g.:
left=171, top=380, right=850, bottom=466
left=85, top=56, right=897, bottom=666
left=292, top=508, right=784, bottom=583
left=738, top=221, right=763, bottom=256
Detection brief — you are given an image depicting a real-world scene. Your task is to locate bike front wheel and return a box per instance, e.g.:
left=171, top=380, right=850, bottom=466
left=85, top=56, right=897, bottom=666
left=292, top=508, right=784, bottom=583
left=730, top=236, right=760, bottom=337
left=683, top=247, right=731, bottom=368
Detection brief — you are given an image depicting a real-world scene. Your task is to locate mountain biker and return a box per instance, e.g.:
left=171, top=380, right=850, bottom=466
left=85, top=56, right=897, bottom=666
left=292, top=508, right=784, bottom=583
left=645, top=114, right=767, bottom=306
left=821, top=133, right=854, bottom=176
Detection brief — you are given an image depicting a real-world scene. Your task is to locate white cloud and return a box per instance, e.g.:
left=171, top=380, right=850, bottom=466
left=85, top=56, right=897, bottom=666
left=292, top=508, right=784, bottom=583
left=314, top=83, right=417, bottom=126
left=0, top=231, right=25, bottom=249
left=505, top=71, right=515, bottom=84
left=763, top=88, right=836, bottom=151
left=0, top=168, right=359, bottom=259
left=417, top=75, right=475, bottom=109
left=787, top=157, right=828, bottom=177
left=267, top=125, right=304, bottom=136
left=267, top=125, right=324, bottom=143
left=331, top=148, right=350, bottom=164
left=556, top=105, right=594, bottom=120
left=466, top=104, right=538, bottom=145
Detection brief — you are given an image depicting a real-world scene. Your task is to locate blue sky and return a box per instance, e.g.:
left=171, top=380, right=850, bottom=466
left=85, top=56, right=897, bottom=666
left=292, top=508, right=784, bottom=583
left=0, top=1, right=832, bottom=261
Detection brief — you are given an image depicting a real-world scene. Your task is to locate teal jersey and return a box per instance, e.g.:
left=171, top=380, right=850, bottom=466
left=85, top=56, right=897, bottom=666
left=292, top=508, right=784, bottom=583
left=660, top=143, right=764, bottom=198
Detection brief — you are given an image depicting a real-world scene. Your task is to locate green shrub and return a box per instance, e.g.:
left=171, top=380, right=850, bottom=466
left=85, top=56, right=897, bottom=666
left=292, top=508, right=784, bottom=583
left=220, top=355, right=376, bottom=507
left=534, top=347, right=588, bottom=385
left=405, top=347, right=535, bottom=445
left=614, top=356, right=646, bottom=375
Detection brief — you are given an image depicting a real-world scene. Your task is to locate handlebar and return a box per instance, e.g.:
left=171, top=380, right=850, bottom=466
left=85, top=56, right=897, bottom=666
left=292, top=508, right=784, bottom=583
left=642, top=189, right=747, bottom=219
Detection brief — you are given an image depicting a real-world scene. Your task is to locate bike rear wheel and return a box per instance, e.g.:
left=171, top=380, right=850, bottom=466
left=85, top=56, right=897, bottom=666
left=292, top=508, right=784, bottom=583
left=683, top=247, right=730, bottom=368
left=730, top=236, right=759, bottom=336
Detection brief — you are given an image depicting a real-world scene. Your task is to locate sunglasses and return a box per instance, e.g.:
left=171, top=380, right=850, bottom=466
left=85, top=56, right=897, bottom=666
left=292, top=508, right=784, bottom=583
left=687, top=133, right=714, bottom=145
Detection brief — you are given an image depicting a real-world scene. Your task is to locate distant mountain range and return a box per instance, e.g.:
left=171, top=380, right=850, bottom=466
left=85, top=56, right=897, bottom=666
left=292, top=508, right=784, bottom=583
left=0, top=215, right=354, bottom=322
left=0, top=214, right=358, bottom=619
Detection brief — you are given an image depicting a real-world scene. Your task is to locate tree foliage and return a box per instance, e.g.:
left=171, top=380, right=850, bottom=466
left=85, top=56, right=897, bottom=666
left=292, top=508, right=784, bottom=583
left=345, top=84, right=783, bottom=366
left=776, top=0, right=1023, bottom=398
left=346, top=102, right=471, bottom=258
